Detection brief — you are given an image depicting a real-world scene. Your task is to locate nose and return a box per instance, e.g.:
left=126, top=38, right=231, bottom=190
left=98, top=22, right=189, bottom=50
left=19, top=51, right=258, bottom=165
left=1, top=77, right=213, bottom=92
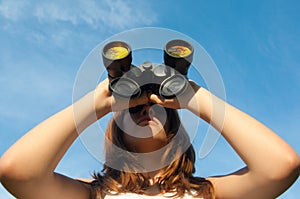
left=140, top=103, right=154, bottom=117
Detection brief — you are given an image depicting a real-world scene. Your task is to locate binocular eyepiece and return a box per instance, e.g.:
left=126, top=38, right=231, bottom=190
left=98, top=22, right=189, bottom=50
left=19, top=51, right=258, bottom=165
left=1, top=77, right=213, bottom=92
left=102, top=39, right=194, bottom=99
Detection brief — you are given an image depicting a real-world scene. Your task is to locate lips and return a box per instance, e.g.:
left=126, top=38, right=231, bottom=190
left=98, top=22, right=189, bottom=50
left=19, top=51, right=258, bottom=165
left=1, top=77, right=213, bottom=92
left=137, top=116, right=152, bottom=124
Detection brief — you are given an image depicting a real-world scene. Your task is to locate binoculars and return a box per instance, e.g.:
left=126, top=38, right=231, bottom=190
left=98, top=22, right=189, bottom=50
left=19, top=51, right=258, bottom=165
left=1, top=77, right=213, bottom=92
left=102, top=39, right=194, bottom=99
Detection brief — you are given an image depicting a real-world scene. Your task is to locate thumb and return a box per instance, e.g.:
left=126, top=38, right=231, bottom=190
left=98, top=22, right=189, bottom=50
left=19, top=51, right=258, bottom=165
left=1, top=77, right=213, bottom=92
left=149, top=93, right=164, bottom=105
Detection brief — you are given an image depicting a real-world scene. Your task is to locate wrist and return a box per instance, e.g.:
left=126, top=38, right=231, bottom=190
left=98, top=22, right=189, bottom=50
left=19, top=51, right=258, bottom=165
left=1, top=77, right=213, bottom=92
left=93, top=89, right=111, bottom=119
left=188, top=87, right=227, bottom=133
left=186, top=87, right=213, bottom=122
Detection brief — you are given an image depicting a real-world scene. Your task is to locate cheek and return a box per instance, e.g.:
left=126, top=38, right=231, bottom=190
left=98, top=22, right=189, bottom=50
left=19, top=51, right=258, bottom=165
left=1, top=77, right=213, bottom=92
left=121, top=113, right=136, bottom=133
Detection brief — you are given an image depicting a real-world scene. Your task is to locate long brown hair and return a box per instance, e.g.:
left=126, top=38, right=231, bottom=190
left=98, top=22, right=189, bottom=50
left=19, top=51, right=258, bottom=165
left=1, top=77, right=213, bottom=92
left=91, top=108, right=215, bottom=198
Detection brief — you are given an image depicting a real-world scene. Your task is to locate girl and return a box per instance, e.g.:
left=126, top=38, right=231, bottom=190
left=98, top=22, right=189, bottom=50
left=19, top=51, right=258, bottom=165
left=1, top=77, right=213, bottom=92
left=0, top=79, right=299, bottom=198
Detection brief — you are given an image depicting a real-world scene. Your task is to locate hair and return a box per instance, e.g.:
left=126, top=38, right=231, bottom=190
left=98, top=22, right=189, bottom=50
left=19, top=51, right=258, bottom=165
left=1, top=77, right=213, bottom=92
left=91, top=108, right=215, bottom=199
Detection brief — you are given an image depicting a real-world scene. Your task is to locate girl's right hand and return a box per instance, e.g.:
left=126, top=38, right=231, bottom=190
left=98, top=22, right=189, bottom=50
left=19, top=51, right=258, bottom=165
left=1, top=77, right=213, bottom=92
left=93, top=79, right=149, bottom=116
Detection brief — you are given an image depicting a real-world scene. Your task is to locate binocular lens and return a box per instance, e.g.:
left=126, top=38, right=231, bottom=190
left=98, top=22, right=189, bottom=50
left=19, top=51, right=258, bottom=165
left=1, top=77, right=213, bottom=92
left=160, top=74, right=187, bottom=98
left=105, top=46, right=129, bottom=60
left=167, top=45, right=192, bottom=57
left=109, top=77, right=141, bottom=98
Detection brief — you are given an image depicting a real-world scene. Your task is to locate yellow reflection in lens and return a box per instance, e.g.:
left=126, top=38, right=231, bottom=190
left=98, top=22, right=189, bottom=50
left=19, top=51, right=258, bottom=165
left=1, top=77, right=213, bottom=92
left=167, top=46, right=191, bottom=57
left=105, top=46, right=129, bottom=60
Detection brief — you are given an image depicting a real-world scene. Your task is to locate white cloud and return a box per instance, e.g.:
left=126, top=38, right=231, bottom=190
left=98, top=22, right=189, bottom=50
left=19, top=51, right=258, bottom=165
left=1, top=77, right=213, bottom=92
left=0, top=0, right=158, bottom=49
left=34, top=0, right=157, bottom=29
left=34, top=2, right=79, bottom=25
left=0, top=0, right=28, bottom=21
left=103, top=0, right=156, bottom=29
left=0, top=0, right=157, bottom=30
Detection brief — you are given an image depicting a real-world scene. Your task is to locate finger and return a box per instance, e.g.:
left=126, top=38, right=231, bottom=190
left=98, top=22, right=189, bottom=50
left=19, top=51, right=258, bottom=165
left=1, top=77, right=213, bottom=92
left=149, top=93, right=164, bottom=105
left=149, top=94, right=177, bottom=109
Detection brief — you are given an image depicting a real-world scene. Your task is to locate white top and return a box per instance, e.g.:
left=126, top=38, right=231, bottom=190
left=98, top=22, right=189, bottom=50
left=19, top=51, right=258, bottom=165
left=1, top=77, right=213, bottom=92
left=104, top=192, right=203, bottom=198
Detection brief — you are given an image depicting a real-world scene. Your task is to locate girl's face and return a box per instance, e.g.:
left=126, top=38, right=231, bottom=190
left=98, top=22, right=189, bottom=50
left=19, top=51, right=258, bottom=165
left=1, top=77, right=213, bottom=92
left=121, top=103, right=169, bottom=153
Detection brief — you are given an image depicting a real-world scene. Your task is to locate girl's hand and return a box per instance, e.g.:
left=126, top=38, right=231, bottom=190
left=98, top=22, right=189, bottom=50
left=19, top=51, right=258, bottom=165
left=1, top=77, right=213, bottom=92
left=148, top=80, right=201, bottom=110
left=94, top=79, right=149, bottom=115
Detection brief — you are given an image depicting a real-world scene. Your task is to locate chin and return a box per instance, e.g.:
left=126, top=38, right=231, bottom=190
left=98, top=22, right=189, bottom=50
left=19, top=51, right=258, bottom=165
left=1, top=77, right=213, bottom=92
left=130, top=137, right=168, bottom=153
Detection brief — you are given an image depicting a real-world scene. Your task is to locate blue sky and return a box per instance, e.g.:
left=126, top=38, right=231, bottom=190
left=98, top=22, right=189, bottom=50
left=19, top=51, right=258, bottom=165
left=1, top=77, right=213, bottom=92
left=0, top=0, right=299, bottom=198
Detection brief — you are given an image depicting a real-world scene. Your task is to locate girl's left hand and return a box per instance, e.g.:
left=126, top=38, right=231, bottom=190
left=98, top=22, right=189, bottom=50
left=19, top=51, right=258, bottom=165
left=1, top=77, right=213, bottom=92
left=149, top=80, right=201, bottom=109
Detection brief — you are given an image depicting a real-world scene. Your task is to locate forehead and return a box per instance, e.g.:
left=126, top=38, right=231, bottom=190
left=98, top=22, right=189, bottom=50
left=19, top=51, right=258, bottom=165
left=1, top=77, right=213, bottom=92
left=129, top=103, right=169, bottom=114
left=128, top=102, right=155, bottom=114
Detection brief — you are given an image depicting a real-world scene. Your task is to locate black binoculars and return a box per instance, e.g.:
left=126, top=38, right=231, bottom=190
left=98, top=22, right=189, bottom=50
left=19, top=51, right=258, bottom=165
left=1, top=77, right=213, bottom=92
left=102, top=39, right=194, bottom=99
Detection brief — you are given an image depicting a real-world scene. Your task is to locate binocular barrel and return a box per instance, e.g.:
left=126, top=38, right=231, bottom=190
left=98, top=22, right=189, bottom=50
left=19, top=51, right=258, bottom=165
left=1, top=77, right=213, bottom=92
left=101, top=39, right=194, bottom=99
left=102, top=41, right=132, bottom=79
left=164, top=39, right=194, bottom=76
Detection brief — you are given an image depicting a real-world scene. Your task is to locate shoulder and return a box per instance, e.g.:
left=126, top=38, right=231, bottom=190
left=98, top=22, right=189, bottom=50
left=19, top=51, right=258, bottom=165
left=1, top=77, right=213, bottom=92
left=103, top=192, right=203, bottom=198
left=75, top=178, right=95, bottom=191
left=75, top=178, right=95, bottom=197
left=76, top=178, right=94, bottom=184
